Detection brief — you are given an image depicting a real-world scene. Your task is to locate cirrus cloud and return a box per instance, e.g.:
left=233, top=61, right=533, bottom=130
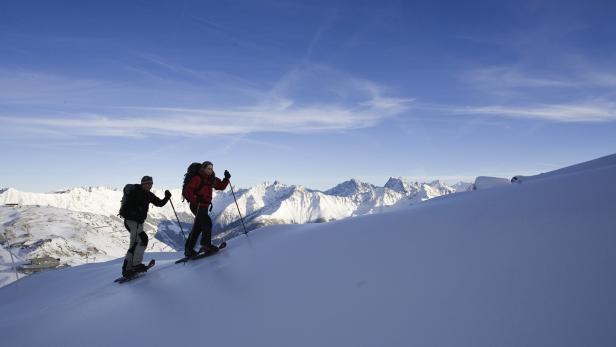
left=0, top=64, right=412, bottom=138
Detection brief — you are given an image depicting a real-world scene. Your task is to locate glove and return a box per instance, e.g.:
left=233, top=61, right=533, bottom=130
left=138, top=231, right=149, bottom=246
left=224, top=170, right=231, bottom=180
left=165, top=190, right=172, bottom=199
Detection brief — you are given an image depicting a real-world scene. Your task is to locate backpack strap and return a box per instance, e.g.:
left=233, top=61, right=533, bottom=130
left=194, top=177, right=214, bottom=212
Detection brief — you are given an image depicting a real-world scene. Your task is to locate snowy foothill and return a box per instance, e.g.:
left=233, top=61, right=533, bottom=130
left=0, top=154, right=615, bottom=346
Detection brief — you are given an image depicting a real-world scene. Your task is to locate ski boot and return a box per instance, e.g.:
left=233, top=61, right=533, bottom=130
left=134, top=263, right=149, bottom=273
left=185, top=248, right=198, bottom=258
left=199, top=244, right=219, bottom=254
left=122, top=260, right=136, bottom=278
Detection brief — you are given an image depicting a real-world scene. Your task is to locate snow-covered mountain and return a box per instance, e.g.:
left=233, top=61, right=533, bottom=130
left=216, top=178, right=443, bottom=236
left=0, top=186, right=191, bottom=219
left=1, top=154, right=614, bottom=346
left=0, top=178, right=462, bottom=233
left=384, top=177, right=458, bottom=200
left=0, top=178, right=465, bottom=286
left=216, top=178, right=460, bottom=236
left=0, top=178, right=463, bottom=251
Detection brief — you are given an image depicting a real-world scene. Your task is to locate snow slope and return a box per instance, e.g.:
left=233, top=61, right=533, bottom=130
left=0, top=155, right=614, bottom=346
left=511, top=153, right=616, bottom=183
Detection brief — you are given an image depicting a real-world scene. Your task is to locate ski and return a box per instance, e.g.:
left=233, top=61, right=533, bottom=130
left=114, top=259, right=155, bottom=284
left=175, top=242, right=227, bottom=264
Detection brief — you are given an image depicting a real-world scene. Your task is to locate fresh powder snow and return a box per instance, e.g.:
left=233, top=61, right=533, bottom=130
left=0, top=154, right=614, bottom=346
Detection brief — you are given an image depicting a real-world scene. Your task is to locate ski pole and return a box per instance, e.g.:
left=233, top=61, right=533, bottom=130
left=229, top=182, right=248, bottom=236
left=169, top=199, right=187, bottom=241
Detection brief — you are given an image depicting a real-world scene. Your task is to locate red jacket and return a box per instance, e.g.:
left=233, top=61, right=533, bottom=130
left=183, top=174, right=229, bottom=206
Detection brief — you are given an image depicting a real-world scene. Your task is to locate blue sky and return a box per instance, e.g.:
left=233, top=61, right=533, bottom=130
left=1, top=0, right=615, bottom=192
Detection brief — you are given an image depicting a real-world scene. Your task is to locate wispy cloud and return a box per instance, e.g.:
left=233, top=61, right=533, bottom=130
left=0, top=70, right=106, bottom=105
left=0, top=99, right=410, bottom=137
left=583, top=70, right=616, bottom=87
left=0, top=64, right=412, bottom=138
left=462, top=64, right=616, bottom=92
left=455, top=61, right=616, bottom=122
left=304, top=5, right=338, bottom=61
left=454, top=101, right=616, bottom=122
left=185, top=13, right=282, bottom=55
left=463, top=66, right=575, bottom=89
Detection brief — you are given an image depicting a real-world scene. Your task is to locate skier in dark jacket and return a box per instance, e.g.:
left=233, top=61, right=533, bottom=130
left=120, top=175, right=171, bottom=277
left=183, top=161, right=230, bottom=257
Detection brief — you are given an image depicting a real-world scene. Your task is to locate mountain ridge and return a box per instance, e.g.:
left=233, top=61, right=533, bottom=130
left=0, top=177, right=468, bottom=286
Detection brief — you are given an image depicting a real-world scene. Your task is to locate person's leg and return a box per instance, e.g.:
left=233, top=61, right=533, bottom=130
left=132, top=223, right=147, bottom=267
left=199, top=213, right=213, bottom=248
left=184, top=204, right=202, bottom=256
left=123, top=220, right=139, bottom=275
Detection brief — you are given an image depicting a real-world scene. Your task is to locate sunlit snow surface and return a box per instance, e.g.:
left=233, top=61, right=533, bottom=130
left=0, top=154, right=615, bottom=346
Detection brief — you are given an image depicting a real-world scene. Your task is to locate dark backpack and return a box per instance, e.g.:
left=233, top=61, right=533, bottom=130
left=182, top=163, right=204, bottom=202
left=118, top=184, right=138, bottom=218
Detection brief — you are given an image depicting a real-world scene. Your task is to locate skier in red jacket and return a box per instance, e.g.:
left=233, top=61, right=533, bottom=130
left=183, top=161, right=230, bottom=257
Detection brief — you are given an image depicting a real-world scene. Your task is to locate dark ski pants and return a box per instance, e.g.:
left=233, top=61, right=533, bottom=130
left=124, top=220, right=148, bottom=270
left=185, top=204, right=213, bottom=253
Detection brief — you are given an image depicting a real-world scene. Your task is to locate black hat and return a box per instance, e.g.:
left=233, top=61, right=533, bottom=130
left=141, top=176, right=153, bottom=184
